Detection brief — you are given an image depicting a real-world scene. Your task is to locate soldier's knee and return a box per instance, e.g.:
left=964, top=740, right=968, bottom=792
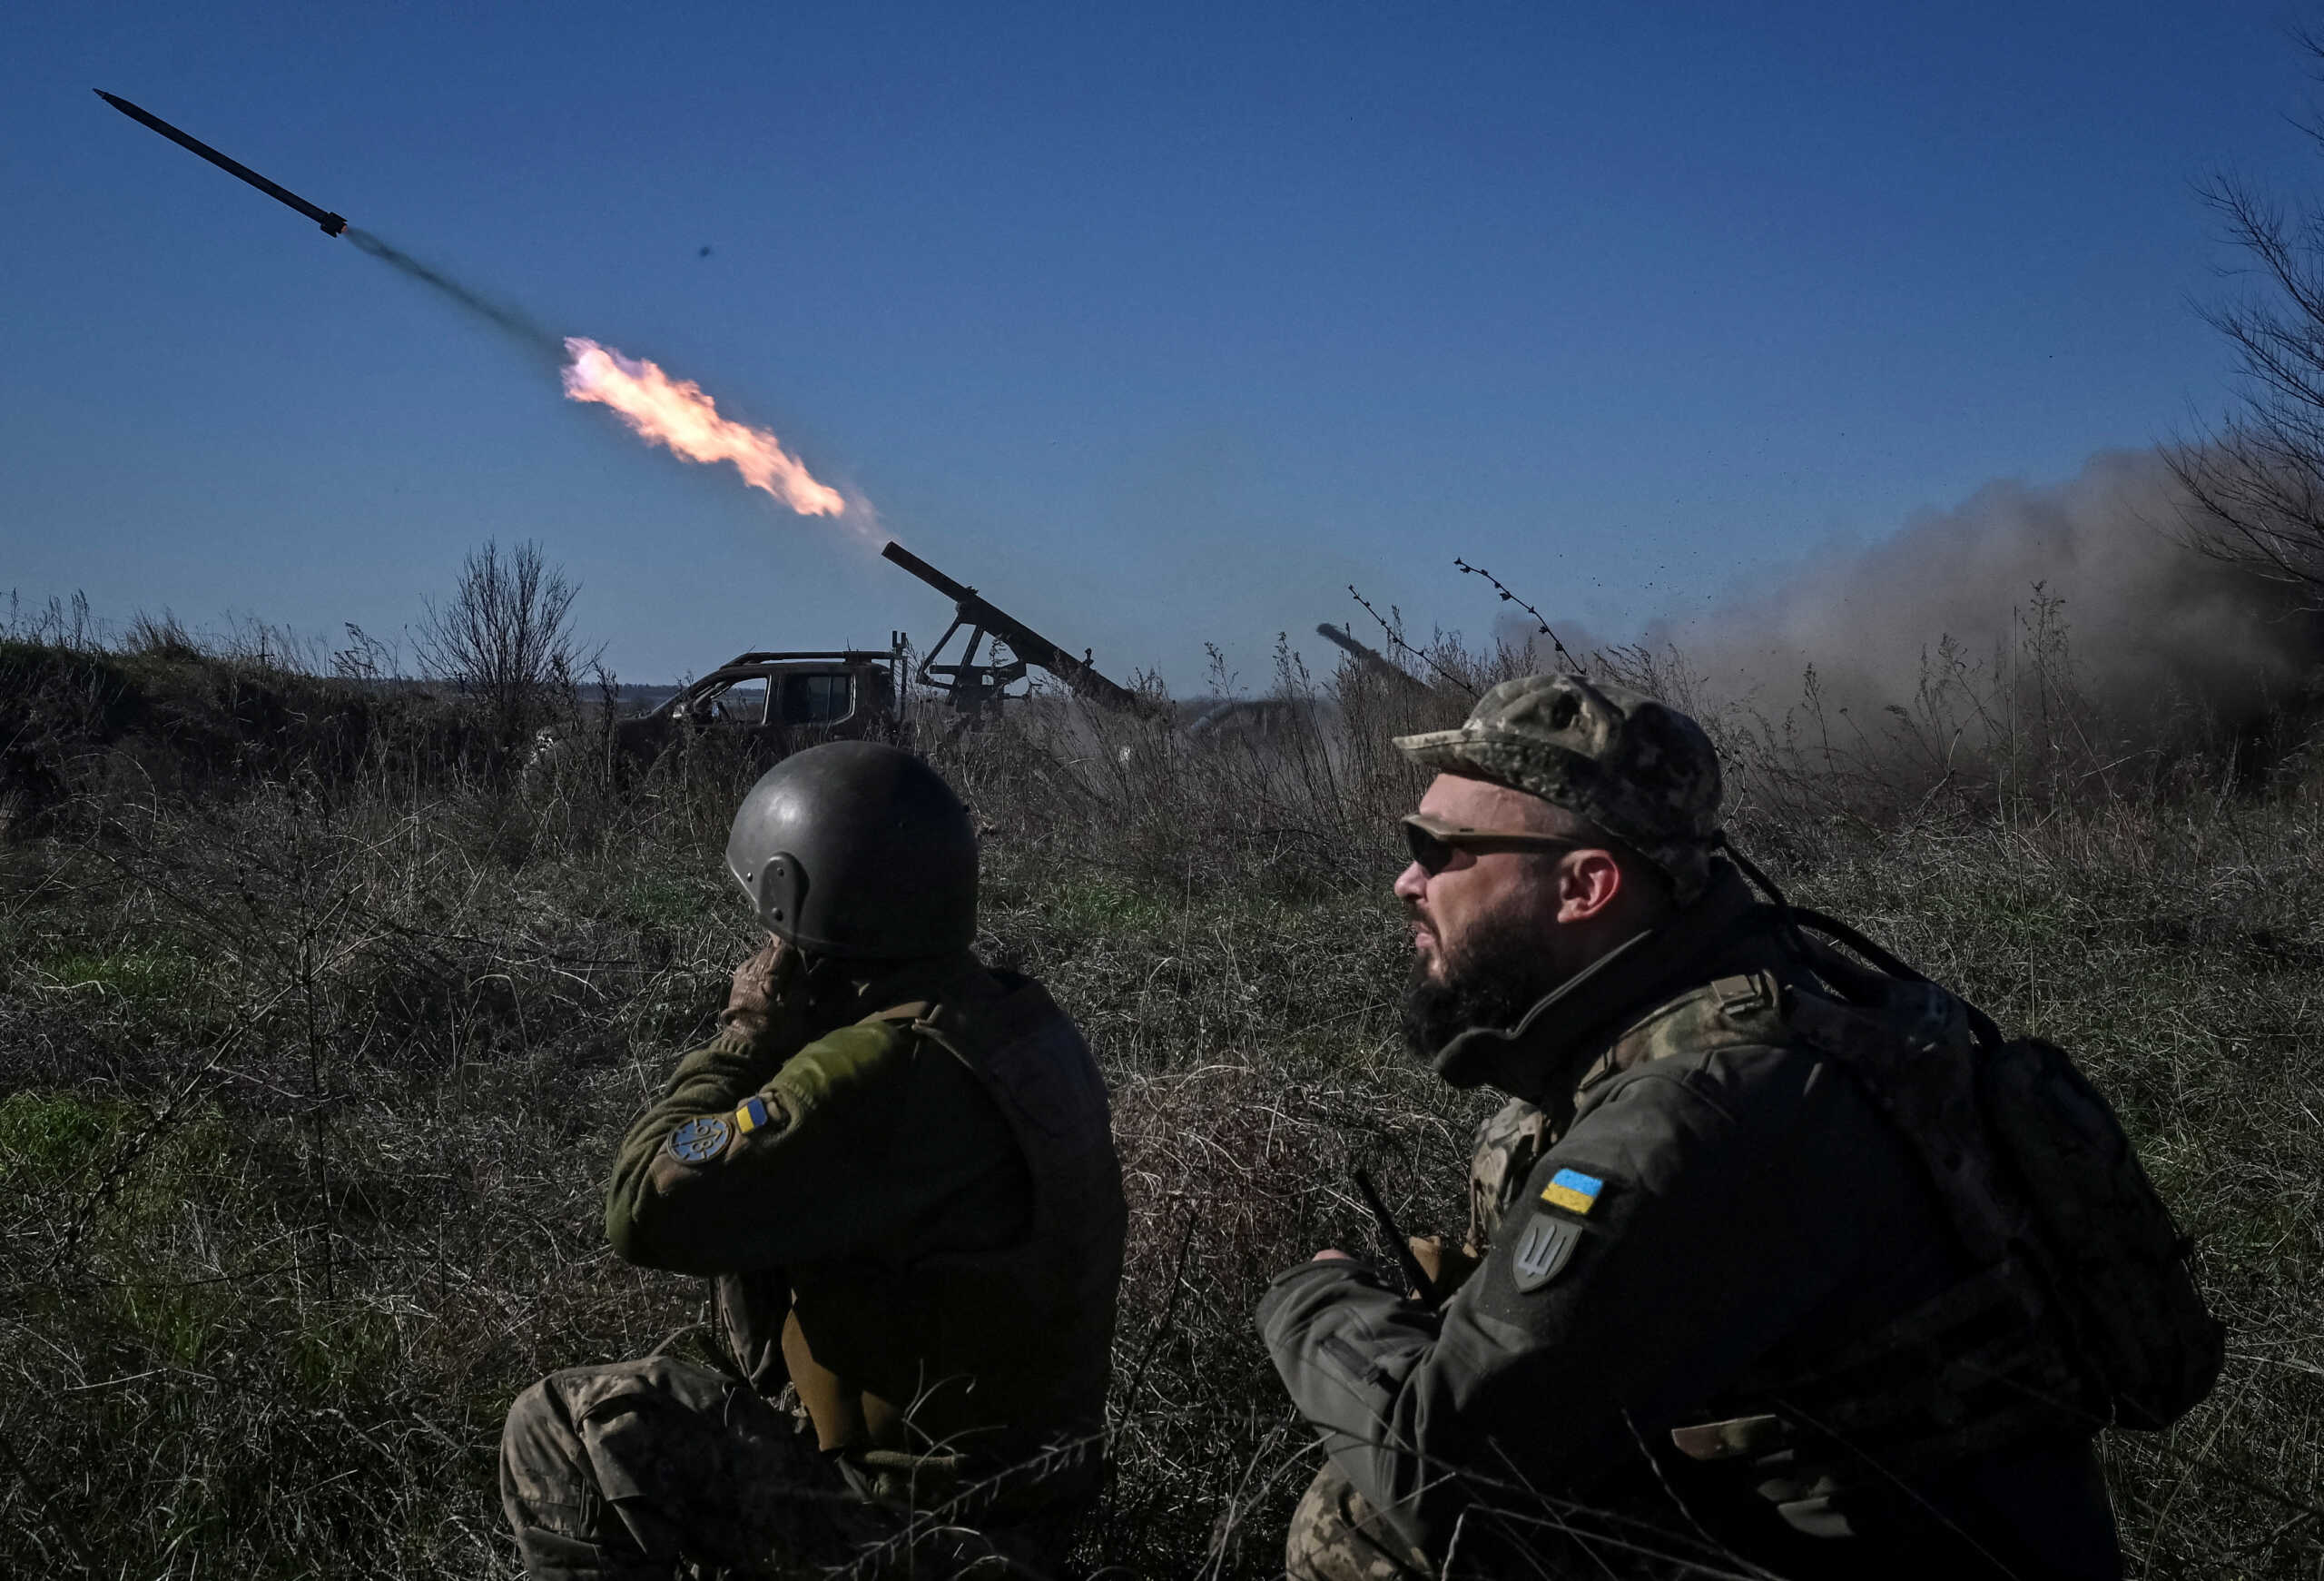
left=506, top=1373, right=555, bottom=1422
left=1285, top=1461, right=1434, bottom=1581
left=501, top=1372, right=592, bottom=1508
left=505, top=1374, right=566, bottom=1445
left=1285, top=1462, right=1351, bottom=1580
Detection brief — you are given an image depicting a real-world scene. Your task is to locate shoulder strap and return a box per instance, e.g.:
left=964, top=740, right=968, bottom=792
left=1789, top=905, right=2005, bottom=1048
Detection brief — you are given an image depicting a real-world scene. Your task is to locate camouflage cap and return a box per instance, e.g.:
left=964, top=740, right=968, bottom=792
left=1393, top=674, right=1723, bottom=901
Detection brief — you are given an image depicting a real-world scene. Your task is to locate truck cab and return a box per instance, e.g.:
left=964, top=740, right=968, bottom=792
left=611, top=647, right=901, bottom=763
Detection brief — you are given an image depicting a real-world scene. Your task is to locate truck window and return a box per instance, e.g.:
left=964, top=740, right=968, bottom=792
left=706, top=677, right=768, bottom=725
left=783, top=672, right=854, bottom=725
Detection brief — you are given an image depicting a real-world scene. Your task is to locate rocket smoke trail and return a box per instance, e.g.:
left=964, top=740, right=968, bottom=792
left=96, top=90, right=863, bottom=530
left=352, top=234, right=858, bottom=525
left=346, top=229, right=564, bottom=366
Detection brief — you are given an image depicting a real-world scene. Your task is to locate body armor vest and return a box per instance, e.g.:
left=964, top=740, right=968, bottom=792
left=724, top=973, right=1126, bottom=1478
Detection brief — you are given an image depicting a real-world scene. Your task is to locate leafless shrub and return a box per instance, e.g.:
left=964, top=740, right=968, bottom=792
left=2172, top=169, right=2324, bottom=590
left=414, top=540, right=594, bottom=752
left=2154, top=27, right=2324, bottom=601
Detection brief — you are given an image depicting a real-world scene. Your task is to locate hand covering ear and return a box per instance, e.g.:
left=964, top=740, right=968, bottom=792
left=721, top=936, right=805, bottom=1045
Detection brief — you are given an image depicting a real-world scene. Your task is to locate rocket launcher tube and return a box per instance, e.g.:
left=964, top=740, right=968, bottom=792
left=881, top=541, right=1148, bottom=715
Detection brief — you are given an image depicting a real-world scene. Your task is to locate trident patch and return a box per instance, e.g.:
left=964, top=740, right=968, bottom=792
left=1512, top=1167, right=1605, bottom=1292
left=1511, top=1216, right=1582, bottom=1292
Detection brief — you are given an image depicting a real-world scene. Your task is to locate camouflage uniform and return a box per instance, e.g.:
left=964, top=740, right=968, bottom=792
left=500, top=1355, right=891, bottom=1579
left=1265, top=675, right=2121, bottom=1581
left=503, top=955, right=1125, bottom=1580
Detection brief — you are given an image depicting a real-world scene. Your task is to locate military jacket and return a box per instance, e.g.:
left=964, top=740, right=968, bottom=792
left=606, top=958, right=1126, bottom=1482
left=1259, top=868, right=2122, bottom=1579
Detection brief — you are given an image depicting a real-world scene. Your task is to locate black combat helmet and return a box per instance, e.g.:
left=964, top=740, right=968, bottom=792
left=724, top=742, right=979, bottom=959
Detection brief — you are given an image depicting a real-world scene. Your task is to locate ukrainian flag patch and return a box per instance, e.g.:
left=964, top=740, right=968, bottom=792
left=1541, top=1169, right=1604, bottom=1216
left=734, top=1095, right=771, bottom=1134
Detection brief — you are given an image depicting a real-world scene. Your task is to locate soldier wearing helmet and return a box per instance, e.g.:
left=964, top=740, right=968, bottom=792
left=501, top=742, right=1127, bottom=1579
left=1259, top=675, right=2123, bottom=1580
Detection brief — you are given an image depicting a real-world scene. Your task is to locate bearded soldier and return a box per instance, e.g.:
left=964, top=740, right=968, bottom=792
left=502, top=742, right=1127, bottom=1579
left=1259, top=676, right=2129, bottom=1580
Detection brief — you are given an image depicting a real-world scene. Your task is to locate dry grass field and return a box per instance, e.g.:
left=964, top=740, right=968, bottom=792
left=1, top=624, right=2319, bottom=1577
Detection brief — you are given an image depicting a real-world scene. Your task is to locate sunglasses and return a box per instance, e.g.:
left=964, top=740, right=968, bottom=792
left=1401, top=812, right=1586, bottom=876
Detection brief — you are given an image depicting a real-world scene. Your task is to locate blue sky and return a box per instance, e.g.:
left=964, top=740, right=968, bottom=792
left=4, top=2, right=2314, bottom=687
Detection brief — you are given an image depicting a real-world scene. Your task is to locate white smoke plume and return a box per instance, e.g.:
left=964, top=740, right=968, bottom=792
left=1623, top=450, right=2324, bottom=732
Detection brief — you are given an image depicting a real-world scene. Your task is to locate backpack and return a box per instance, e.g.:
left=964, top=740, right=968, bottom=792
left=1779, top=904, right=2223, bottom=1435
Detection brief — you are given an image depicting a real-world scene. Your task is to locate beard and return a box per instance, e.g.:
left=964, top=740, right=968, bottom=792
left=1401, top=903, right=1567, bottom=1063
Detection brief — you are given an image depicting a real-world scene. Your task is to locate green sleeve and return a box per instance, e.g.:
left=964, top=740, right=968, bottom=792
left=605, top=1018, right=926, bottom=1274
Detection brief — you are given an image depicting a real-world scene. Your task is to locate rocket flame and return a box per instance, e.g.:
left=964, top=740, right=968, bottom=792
left=560, top=337, right=849, bottom=519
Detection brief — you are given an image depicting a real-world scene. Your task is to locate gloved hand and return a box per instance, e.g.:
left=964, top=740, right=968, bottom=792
left=720, top=935, right=809, bottom=1050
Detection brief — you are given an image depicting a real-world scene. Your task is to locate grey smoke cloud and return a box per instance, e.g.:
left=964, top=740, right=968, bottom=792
left=1615, top=450, right=2323, bottom=730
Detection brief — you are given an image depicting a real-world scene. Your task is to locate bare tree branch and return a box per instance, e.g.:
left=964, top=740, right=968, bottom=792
left=413, top=539, right=594, bottom=750
left=2171, top=50, right=2324, bottom=601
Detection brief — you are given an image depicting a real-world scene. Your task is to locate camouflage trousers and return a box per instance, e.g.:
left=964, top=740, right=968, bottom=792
left=500, top=1357, right=1061, bottom=1580
left=1283, top=1459, right=1725, bottom=1581
left=1285, top=1461, right=1436, bottom=1581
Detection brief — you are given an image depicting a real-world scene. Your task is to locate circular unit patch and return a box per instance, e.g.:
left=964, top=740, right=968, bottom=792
left=668, top=1113, right=734, bottom=1163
